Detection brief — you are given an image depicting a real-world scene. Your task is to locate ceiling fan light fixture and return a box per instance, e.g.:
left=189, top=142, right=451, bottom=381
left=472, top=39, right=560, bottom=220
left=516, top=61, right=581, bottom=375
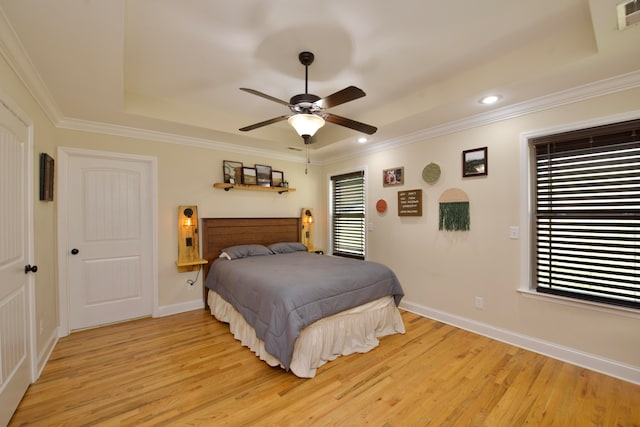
left=288, top=113, right=325, bottom=138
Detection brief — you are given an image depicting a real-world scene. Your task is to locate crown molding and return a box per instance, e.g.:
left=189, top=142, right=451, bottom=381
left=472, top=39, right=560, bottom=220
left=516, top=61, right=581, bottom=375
left=0, top=9, right=62, bottom=125
left=325, top=69, right=640, bottom=164
left=1, top=7, right=639, bottom=166
left=57, top=117, right=306, bottom=163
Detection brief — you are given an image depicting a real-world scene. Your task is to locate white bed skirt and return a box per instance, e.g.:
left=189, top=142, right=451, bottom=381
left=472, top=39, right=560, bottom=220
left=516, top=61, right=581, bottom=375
left=207, top=290, right=406, bottom=378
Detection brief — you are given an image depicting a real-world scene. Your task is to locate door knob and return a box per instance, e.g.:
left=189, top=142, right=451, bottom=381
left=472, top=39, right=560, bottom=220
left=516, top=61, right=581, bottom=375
left=71, top=248, right=79, bottom=255
left=24, top=264, right=38, bottom=274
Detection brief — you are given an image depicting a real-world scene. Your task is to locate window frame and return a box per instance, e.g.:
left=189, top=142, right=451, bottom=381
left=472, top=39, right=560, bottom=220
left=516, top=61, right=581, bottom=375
left=527, top=118, right=640, bottom=310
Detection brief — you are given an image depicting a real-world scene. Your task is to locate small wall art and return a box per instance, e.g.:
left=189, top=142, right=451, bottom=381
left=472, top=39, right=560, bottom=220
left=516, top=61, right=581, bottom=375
left=271, top=170, right=284, bottom=187
left=242, top=167, right=257, bottom=185
left=39, top=153, right=54, bottom=201
left=223, top=160, right=243, bottom=184
left=397, top=189, right=422, bottom=216
left=462, top=147, right=488, bottom=177
left=255, top=164, right=272, bottom=187
left=383, top=166, right=404, bottom=187
left=438, top=188, right=470, bottom=231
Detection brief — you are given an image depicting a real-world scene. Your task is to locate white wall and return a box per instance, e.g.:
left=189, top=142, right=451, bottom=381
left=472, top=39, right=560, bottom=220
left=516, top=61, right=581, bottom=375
left=325, top=87, right=640, bottom=381
left=0, top=51, right=59, bottom=367
left=54, top=129, right=326, bottom=312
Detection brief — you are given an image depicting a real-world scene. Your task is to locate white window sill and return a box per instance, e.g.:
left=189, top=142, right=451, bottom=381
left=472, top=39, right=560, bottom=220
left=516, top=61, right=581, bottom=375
left=517, top=288, right=640, bottom=319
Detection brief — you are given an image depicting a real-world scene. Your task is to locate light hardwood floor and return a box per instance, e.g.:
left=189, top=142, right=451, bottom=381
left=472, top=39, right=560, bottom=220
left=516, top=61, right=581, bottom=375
left=9, top=309, right=640, bottom=426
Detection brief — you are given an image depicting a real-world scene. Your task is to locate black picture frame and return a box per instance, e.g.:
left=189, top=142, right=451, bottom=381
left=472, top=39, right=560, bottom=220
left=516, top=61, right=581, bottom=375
left=255, top=164, right=272, bottom=187
left=39, top=153, right=54, bottom=201
left=271, top=170, right=284, bottom=187
left=462, top=147, right=488, bottom=177
left=242, top=167, right=257, bottom=185
left=223, top=160, right=243, bottom=184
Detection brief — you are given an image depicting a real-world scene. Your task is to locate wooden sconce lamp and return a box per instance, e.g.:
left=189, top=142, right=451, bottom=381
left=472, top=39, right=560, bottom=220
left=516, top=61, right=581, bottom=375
left=300, top=208, right=314, bottom=251
left=176, top=205, right=207, bottom=272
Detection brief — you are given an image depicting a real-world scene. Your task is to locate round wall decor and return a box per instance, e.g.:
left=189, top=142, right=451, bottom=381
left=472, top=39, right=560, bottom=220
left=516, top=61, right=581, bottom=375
left=376, top=199, right=387, bottom=213
left=422, top=162, right=441, bottom=184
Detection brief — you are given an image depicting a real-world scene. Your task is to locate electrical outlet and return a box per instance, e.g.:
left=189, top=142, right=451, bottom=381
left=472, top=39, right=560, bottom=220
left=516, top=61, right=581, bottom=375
left=475, top=296, right=484, bottom=309
left=39, top=319, right=44, bottom=334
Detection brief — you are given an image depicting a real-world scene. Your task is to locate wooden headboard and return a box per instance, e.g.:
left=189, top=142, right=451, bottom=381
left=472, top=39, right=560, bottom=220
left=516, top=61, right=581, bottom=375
left=200, top=217, right=301, bottom=306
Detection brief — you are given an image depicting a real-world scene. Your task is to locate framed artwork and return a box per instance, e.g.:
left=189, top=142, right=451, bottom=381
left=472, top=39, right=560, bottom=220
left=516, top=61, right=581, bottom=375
left=383, top=167, right=404, bottom=187
left=255, top=164, right=272, bottom=187
left=271, top=170, right=284, bottom=187
left=242, top=167, right=257, bottom=185
left=223, top=160, right=243, bottom=184
left=39, top=153, right=54, bottom=201
left=462, top=147, right=488, bottom=177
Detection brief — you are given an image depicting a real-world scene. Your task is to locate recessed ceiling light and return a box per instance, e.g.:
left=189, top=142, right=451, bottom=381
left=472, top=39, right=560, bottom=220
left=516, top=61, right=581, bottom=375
left=358, top=137, right=368, bottom=143
left=479, top=95, right=501, bottom=105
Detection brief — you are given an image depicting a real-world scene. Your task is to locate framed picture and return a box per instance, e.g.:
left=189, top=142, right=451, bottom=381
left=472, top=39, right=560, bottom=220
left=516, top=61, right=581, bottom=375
left=242, top=167, right=257, bottom=185
left=383, top=167, right=404, bottom=187
left=39, top=153, right=54, bottom=201
left=255, top=164, right=272, bottom=187
left=462, top=147, right=488, bottom=177
left=223, top=160, right=243, bottom=184
left=271, top=170, right=284, bottom=187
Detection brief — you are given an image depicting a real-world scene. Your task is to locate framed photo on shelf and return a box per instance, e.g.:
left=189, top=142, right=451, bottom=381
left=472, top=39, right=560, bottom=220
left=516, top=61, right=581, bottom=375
left=383, top=166, right=404, bottom=187
left=223, top=160, right=243, bottom=184
left=271, top=170, right=284, bottom=187
left=462, top=147, right=488, bottom=177
left=242, top=167, right=257, bottom=185
left=39, top=153, right=54, bottom=201
left=255, top=164, right=272, bottom=187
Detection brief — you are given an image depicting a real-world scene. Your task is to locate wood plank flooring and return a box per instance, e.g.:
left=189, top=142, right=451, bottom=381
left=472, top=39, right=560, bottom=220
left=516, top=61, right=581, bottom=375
left=9, top=309, right=640, bottom=426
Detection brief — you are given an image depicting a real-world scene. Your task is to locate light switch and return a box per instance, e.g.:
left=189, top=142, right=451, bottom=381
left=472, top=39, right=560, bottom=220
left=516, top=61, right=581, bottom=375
left=509, top=226, right=519, bottom=239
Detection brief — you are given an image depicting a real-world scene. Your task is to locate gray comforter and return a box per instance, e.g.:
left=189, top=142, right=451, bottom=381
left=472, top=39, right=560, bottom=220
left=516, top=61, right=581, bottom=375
left=205, top=251, right=404, bottom=371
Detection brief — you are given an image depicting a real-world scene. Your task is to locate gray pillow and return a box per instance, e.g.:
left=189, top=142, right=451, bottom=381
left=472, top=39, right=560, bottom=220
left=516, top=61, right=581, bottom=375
left=268, top=242, right=308, bottom=254
left=219, top=244, right=273, bottom=260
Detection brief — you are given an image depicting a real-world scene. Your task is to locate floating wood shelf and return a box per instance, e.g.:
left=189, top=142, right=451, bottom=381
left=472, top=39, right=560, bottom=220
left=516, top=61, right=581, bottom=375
left=175, top=258, right=208, bottom=268
left=213, top=183, right=296, bottom=194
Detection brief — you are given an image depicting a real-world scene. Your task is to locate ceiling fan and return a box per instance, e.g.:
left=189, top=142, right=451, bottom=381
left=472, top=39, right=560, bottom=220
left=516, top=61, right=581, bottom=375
left=239, top=51, right=377, bottom=143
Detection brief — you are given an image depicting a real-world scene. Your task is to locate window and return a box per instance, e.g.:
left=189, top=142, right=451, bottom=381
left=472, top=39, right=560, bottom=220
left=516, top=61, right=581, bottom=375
left=531, top=119, right=640, bottom=309
left=331, top=171, right=365, bottom=259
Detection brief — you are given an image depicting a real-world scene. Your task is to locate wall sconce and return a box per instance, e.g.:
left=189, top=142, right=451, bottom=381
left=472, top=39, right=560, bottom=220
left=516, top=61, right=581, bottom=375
left=176, top=205, right=207, bottom=273
left=304, top=209, right=313, bottom=224
left=300, top=208, right=314, bottom=251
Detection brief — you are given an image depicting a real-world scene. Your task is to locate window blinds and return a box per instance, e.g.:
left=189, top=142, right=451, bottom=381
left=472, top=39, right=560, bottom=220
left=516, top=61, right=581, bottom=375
left=531, top=119, right=640, bottom=309
left=331, top=171, right=365, bottom=259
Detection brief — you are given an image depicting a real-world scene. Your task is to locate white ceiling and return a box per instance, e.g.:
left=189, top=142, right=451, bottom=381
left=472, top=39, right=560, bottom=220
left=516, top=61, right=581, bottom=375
left=0, top=0, right=639, bottom=162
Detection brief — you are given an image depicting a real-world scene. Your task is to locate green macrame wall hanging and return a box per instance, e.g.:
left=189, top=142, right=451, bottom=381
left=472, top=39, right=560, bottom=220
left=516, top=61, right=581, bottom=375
left=438, top=188, right=470, bottom=231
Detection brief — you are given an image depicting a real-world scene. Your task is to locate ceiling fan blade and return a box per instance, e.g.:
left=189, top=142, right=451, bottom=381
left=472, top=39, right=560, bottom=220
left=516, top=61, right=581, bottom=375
left=240, top=88, right=291, bottom=107
left=324, top=113, right=377, bottom=135
left=239, top=115, right=289, bottom=132
left=315, top=86, right=366, bottom=109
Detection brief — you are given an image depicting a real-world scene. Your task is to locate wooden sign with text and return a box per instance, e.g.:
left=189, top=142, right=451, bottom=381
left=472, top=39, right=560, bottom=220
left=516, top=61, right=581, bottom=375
left=397, top=189, right=423, bottom=216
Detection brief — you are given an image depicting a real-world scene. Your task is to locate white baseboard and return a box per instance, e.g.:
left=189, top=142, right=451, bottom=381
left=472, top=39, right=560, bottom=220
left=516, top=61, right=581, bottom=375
left=35, top=327, right=58, bottom=381
left=399, top=299, right=640, bottom=386
left=154, top=298, right=204, bottom=318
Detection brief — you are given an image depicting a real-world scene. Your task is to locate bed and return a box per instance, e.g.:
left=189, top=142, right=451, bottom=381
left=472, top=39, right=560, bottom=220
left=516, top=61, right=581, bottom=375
left=201, top=217, right=406, bottom=378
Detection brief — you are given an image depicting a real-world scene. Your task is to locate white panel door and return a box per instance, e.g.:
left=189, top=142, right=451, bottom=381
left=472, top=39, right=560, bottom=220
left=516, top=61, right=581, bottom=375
left=67, top=154, right=153, bottom=330
left=0, top=102, right=32, bottom=425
